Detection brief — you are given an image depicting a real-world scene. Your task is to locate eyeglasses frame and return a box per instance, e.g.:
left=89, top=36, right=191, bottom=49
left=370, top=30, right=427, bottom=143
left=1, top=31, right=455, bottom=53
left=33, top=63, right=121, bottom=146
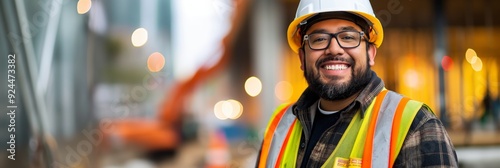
left=303, top=31, right=366, bottom=50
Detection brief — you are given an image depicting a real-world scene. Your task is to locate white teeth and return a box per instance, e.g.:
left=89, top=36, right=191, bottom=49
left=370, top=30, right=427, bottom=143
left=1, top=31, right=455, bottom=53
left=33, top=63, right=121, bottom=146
left=325, top=64, right=348, bottom=70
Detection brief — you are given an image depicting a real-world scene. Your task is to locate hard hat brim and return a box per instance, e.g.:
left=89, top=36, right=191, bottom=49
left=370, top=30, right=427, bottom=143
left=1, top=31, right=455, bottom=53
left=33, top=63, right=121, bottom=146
left=287, top=11, right=384, bottom=53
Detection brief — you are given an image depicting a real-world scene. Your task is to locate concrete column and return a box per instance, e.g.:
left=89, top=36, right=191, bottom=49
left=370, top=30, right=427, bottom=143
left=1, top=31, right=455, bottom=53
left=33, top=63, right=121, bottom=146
left=434, top=0, right=449, bottom=127
left=252, top=0, right=284, bottom=130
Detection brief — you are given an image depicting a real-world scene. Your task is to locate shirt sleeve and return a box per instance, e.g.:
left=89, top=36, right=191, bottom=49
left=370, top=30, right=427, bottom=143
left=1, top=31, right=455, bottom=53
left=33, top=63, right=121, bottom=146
left=393, top=105, right=459, bottom=167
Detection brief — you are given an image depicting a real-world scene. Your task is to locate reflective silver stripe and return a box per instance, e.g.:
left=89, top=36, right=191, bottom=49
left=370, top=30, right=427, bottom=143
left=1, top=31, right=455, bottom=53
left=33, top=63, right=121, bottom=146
left=266, top=106, right=296, bottom=167
left=371, top=91, right=403, bottom=167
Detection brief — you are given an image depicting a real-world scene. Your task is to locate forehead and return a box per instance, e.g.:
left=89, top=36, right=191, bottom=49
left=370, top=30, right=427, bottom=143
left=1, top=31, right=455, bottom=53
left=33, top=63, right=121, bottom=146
left=305, top=19, right=362, bottom=34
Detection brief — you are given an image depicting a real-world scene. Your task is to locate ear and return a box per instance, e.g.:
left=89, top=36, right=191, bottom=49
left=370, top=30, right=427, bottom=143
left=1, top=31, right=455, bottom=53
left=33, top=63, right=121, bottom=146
left=367, top=44, right=377, bottom=66
left=299, top=48, right=305, bottom=71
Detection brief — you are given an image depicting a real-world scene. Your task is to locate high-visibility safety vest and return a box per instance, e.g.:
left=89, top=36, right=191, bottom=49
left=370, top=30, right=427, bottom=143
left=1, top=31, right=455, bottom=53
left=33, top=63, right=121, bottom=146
left=258, top=89, right=424, bottom=168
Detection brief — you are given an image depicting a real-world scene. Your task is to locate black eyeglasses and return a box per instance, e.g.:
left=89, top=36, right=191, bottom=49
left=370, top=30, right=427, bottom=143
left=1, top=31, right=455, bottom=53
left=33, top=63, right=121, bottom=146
left=303, top=31, right=365, bottom=50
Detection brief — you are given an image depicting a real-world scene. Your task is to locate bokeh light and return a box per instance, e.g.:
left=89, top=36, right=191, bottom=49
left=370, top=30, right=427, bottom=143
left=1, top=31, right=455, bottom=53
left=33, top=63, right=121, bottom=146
left=465, top=48, right=477, bottom=64
left=214, top=101, right=228, bottom=120
left=466, top=48, right=483, bottom=72
left=226, top=99, right=243, bottom=119
left=275, top=81, right=293, bottom=101
left=77, top=0, right=92, bottom=14
left=441, top=56, right=453, bottom=71
left=404, top=69, right=420, bottom=88
left=131, top=28, right=148, bottom=47
left=471, top=56, right=483, bottom=72
left=221, top=101, right=233, bottom=119
left=245, top=76, right=262, bottom=97
left=147, top=52, right=165, bottom=72
left=214, top=99, right=243, bottom=120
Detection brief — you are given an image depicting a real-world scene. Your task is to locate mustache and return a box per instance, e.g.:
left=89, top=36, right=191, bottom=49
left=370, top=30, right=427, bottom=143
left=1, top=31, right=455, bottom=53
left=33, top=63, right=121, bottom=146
left=315, top=55, right=354, bottom=68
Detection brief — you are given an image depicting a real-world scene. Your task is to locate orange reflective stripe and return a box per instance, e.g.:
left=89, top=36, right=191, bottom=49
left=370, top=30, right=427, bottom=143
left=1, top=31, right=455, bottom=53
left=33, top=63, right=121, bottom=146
left=389, top=97, right=409, bottom=167
left=259, top=104, right=292, bottom=168
left=274, top=119, right=298, bottom=168
left=362, top=90, right=388, bottom=168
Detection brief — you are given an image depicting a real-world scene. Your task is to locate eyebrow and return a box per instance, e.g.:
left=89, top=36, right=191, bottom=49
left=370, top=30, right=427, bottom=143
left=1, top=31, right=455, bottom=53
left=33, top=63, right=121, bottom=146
left=308, top=26, right=361, bottom=34
left=339, top=26, right=359, bottom=32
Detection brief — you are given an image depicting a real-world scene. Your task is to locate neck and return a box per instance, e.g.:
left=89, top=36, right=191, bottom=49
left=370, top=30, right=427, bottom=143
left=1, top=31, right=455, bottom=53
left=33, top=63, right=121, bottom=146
left=319, top=91, right=361, bottom=111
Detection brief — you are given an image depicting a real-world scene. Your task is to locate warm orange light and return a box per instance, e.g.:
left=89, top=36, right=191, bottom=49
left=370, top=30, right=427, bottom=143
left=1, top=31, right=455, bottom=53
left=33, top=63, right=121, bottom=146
left=404, top=69, right=420, bottom=88
left=465, top=48, right=477, bottom=64
left=489, top=62, right=499, bottom=99
left=275, top=81, right=293, bottom=101
left=77, top=0, right=92, bottom=14
left=471, top=57, right=483, bottom=72
left=147, top=52, right=165, bottom=72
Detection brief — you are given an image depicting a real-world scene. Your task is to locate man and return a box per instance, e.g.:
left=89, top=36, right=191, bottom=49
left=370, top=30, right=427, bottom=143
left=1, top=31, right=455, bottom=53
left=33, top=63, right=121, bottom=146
left=256, top=0, right=458, bottom=167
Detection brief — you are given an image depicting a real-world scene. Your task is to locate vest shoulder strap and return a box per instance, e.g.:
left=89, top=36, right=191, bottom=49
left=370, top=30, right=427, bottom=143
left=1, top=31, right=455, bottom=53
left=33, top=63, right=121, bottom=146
left=259, top=103, right=294, bottom=168
left=363, top=91, right=423, bottom=168
left=388, top=99, right=423, bottom=166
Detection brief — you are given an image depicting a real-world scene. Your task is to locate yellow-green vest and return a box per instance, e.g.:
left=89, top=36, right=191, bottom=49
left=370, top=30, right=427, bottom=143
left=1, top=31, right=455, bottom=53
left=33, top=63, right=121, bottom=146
left=258, top=89, right=424, bottom=168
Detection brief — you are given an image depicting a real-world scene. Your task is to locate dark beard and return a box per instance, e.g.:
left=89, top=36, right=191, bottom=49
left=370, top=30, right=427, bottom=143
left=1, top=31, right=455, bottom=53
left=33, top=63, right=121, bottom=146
left=305, top=58, right=372, bottom=101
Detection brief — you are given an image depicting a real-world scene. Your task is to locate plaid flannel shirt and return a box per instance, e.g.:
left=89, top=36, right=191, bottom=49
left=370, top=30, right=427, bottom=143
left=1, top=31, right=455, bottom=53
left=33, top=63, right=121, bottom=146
left=290, top=71, right=458, bottom=167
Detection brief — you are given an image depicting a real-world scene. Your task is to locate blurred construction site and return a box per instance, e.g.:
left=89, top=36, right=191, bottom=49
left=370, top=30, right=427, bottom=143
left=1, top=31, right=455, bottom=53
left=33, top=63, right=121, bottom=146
left=1, top=0, right=500, bottom=167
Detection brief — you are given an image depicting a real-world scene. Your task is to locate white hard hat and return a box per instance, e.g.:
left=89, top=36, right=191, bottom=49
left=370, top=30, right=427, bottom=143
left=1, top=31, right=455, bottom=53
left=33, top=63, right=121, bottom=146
left=287, top=0, right=384, bottom=53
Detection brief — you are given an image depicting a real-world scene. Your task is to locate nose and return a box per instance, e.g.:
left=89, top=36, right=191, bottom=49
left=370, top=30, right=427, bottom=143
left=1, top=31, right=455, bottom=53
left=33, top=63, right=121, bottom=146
left=325, top=37, right=345, bottom=56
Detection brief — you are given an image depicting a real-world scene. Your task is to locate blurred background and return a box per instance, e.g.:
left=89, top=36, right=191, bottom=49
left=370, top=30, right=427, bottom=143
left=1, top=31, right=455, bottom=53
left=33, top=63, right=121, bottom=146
left=1, top=0, right=499, bottom=167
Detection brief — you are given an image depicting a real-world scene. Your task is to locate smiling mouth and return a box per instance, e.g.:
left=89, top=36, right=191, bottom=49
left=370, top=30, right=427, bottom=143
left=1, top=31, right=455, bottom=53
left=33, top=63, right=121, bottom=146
left=323, top=64, right=349, bottom=70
